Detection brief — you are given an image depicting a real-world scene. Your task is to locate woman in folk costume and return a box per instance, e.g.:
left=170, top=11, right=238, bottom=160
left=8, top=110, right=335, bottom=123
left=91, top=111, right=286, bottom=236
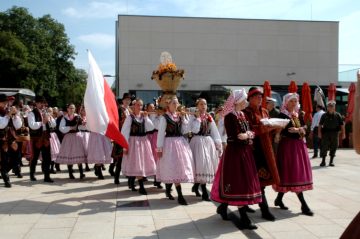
left=272, top=92, right=314, bottom=216
left=121, top=99, right=157, bottom=195
left=156, top=96, right=196, bottom=205
left=189, top=98, right=222, bottom=201
left=56, top=103, right=87, bottom=179
left=147, top=103, right=162, bottom=189
left=210, top=89, right=262, bottom=230
left=46, top=107, right=61, bottom=174
left=82, top=108, right=112, bottom=180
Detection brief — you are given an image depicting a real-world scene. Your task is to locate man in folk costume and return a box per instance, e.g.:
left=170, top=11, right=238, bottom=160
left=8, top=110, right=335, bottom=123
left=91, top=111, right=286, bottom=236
left=110, top=92, right=132, bottom=184
left=243, top=87, right=280, bottom=221
left=28, top=96, right=55, bottom=183
left=0, top=94, right=22, bottom=187
left=318, top=100, right=345, bottom=167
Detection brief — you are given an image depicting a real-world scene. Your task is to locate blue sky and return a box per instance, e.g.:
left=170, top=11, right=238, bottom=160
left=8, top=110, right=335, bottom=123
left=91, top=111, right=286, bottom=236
left=1, top=0, right=360, bottom=81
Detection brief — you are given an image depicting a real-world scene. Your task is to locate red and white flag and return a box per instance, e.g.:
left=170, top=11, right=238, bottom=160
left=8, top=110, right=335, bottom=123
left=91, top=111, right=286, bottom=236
left=84, top=51, right=128, bottom=149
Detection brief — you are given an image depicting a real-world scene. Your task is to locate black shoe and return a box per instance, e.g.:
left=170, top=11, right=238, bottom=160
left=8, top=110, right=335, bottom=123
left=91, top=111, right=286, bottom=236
left=244, top=205, right=256, bottom=213
left=44, top=177, right=54, bottom=183
left=216, top=203, right=229, bottom=220
left=191, top=183, right=201, bottom=197
left=30, top=176, right=37, bottom=181
left=261, top=210, right=276, bottom=221
left=138, top=179, right=147, bottom=195
left=166, top=191, right=174, bottom=200
left=114, top=178, right=120, bottom=185
left=154, top=181, right=163, bottom=189
left=69, top=174, right=75, bottom=179
left=178, top=195, right=188, bottom=205
left=85, top=165, right=91, bottom=172
left=129, top=177, right=137, bottom=191
left=238, top=207, right=257, bottom=230
left=329, top=163, right=335, bottom=167
left=311, top=155, right=317, bottom=159
left=80, top=174, right=86, bottom=179
left=301, top=206, right=314, bottom=216
left=274, top=199, right=289, bottom=210
left=239, top=218, right=258, bottom=230
left=201, top=184, right=210, bottom=201
left=50, top=169, right=56, bottom=174
left=139, top=187, right=148, bottom=195
left=4, top=181, right=11, bottom=188
left=96, top=166, right=104, bottom=180
left=16, top=174, right=23, bottom=178
left=320, top=157, right=326, bottom=167
left=55, top=164, right=61, bottom=172
left=165, top=183, right=174, bottom=200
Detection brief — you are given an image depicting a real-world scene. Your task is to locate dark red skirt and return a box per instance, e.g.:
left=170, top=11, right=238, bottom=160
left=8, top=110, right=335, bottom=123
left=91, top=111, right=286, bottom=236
left=273, top=137, right=313, bottom=193
left=210, top=143, right=262, bottom=206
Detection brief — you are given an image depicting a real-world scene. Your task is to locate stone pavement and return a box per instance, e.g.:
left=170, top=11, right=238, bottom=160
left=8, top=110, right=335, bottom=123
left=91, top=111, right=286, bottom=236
left=0, top=149, right=359, bottom=239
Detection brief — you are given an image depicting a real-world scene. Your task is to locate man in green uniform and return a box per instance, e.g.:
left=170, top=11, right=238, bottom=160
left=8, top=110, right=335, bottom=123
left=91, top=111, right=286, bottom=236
left=318, top=100, right=345, bottom=167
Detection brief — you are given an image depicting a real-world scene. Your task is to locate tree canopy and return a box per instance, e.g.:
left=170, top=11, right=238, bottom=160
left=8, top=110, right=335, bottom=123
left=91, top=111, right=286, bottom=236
left=0, top=6, right=86, bottom=108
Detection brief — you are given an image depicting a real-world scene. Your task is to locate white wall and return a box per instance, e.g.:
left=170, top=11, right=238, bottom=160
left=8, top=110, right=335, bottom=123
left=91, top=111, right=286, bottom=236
left=116, top=16, right=338, bottom=95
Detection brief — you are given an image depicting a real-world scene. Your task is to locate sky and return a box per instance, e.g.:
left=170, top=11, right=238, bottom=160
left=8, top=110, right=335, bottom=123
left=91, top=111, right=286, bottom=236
left=1, top=0, right=360, bottom=83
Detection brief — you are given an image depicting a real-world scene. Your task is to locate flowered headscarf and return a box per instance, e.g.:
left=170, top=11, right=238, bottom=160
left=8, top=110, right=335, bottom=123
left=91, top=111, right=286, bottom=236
left=222, top=89, right=247, bottom=117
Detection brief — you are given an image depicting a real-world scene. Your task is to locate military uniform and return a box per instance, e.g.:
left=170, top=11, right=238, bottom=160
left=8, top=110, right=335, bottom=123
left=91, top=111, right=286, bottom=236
left=319, top=111, right=344, bottom=166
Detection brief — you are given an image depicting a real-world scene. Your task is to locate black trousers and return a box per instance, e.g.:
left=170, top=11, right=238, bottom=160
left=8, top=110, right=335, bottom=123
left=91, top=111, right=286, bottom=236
left=0, top=141, right=12, bottom=183
left=320, top=132, right=339, bottom=158
left=30, top=140, right=51, bottom=177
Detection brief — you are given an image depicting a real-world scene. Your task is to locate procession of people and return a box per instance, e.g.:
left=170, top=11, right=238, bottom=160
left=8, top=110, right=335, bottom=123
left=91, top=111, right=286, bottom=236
left=0, top=79, right=353, bottom=231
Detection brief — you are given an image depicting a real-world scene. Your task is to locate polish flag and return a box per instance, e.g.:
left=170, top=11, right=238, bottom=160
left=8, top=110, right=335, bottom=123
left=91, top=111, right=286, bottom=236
left=84, top=51, right=128, bottom=149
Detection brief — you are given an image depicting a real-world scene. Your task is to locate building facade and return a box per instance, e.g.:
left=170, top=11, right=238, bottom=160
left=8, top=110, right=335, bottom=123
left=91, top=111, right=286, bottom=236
left=116, top=15, right=338, bottom=106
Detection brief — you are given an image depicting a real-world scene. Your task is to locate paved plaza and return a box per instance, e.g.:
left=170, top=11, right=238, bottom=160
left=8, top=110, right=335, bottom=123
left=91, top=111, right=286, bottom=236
left=0, top=149, right=359, bottom=239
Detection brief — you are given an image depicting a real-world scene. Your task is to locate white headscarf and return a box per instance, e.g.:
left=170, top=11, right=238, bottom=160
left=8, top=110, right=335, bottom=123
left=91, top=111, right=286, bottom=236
left=281, top=93, right=300, bottom=117
left=222, top=89, right=247, bottom=117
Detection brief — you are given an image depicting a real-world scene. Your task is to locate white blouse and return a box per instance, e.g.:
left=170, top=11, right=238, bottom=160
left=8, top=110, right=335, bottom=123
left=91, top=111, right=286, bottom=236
left=59, top=114, right=80, bottom=134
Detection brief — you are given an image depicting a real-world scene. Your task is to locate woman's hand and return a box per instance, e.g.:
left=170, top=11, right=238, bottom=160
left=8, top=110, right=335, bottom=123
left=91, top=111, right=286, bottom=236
left=288, top=127, right=299, bottom=133
left=237, top=133, right=248, bottom=140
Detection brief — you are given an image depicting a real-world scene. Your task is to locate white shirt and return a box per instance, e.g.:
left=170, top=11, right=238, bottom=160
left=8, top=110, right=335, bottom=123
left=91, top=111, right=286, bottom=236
left=28, top=110, right=56, bottom=131
left=311, top=110, right=325, bottom=131
left=0, top=114, right=22, bottom=130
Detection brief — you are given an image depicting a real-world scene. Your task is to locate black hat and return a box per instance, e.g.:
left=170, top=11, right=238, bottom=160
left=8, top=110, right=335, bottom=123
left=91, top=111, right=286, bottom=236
left=35, top=95, right=46, bottom=103
left=0, top=94, right=8, bottom=103
left=122, top=93, right=131, bottom=100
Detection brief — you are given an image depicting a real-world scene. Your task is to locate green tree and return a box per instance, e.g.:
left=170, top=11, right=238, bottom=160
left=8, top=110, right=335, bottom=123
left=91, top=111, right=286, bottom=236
left=0, top=6, right=86, bottom=107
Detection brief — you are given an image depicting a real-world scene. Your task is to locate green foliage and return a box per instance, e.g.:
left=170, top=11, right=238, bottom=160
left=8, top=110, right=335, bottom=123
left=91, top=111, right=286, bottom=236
left=0, top=6, right=86, bottom=107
